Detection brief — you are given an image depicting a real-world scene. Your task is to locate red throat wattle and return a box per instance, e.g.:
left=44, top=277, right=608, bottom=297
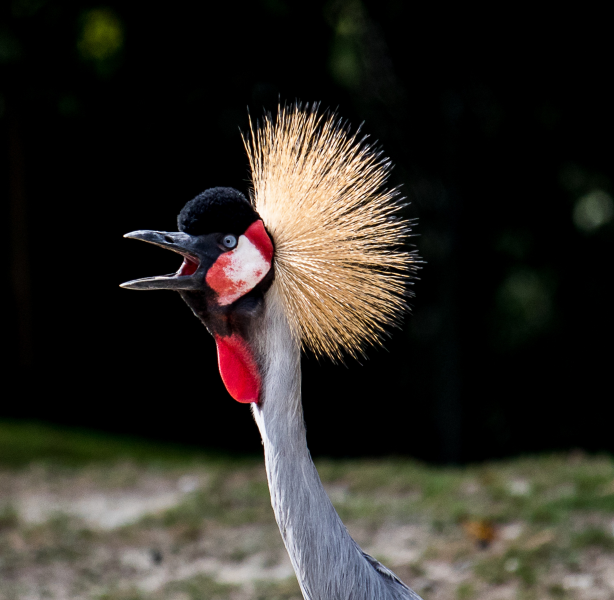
left=215, top=334, right=261, bottom=403
left=209, top=220, right=273, bottom=403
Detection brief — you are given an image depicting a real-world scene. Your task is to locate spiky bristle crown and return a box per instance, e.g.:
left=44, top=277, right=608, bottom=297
left=244, top=105, right=419, bottom=361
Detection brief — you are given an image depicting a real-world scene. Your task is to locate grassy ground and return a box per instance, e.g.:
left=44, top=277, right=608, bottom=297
left=1, top=421, right=614, bottom=599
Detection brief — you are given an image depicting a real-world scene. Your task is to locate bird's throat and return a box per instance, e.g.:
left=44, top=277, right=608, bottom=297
left=214, top=333, right=261, bottom=403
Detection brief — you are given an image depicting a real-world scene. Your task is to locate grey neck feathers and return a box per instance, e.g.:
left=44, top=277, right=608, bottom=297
left=251, top=283, right=422, bottom=600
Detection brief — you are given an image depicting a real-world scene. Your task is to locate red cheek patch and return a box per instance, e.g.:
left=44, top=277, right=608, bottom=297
left=206, top=252, right=244, bottom=304
left=244, top=220, right=274, bottom=263
left=215, top=333, right=260, bottom=403
left=206, top=220, right=274, bottom=306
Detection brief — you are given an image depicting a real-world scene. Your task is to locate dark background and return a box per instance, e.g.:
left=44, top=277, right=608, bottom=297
left=2, top=1, right=612, bottom=463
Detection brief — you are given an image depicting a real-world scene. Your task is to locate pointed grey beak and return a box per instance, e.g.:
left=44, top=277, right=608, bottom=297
left=120, top=230, right=204, bottom=291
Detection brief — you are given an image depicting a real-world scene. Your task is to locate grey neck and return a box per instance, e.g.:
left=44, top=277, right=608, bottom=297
left=251, top=283, right=420, bottom=600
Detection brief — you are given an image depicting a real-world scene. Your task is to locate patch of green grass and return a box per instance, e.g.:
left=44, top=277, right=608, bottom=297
left=474, top=553, right=517, bottom=586
left=475, top=543, right=556, bottom=588
left=0, top=419, right=252, bottom=467
left=516, top=589, right=539, bottom=600
left=96, top=589, right=145, bottom=600
left=133, top=467, right=272, bottom=534
left=318, top=452, right=614, bottom=536
left=548, top=583, right=568, bottom=597
left=317, top=458, right=441, bottom=495
left=528, top=503, right=564, bottom=525
left=97, top=574, right=238, bottom=600
left=254, top=576, right=302, bottom=600
left=4, top=420, right=614, bottom=600
left=0, top=504, right=19, bottom=530
left=542, top=494, right=614, bottom=514
left=527, top=493, right=614, bottom=525
left=456, top=581, right=474, bottom=599
left=165, top=574, right=238, bottom=600
left=148, top=487, right=223, bottom=529
left=23, top=513, right=94, bottom=564
left=570, top=526, right=614, bottom=550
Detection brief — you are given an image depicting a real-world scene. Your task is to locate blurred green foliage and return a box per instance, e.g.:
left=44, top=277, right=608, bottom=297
left=0, top=420, right=227, bottom=466
left=0, top=422, right=613, bottom=598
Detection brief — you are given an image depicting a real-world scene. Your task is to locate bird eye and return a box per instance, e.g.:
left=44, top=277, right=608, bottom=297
left=222, top=234, right=237, bottom=249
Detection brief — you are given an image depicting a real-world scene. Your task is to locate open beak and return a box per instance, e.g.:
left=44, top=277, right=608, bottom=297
left=120, top=230, right=204, bottom=291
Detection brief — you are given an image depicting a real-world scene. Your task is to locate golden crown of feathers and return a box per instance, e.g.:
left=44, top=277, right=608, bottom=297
left=244, top=105, right=419, bottom=361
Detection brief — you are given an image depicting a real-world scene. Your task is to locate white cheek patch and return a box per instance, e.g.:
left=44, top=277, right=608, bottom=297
left=206, top=234, right=271, bottom=306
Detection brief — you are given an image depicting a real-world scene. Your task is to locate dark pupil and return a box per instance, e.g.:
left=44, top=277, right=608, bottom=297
left=224, top=235, right=236, bottom=248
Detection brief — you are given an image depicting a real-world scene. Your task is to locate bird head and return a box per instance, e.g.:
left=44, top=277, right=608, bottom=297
left=121, top=187, right=274, bottom=404
left=122, top=105, right=419, bottom=406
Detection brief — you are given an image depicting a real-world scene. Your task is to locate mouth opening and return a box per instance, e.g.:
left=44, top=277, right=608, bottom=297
left=177, top=256, right=199, bottom=277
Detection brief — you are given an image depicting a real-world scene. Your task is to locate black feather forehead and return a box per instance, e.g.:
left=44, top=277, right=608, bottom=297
left=178, top=187, right=259, bottom=236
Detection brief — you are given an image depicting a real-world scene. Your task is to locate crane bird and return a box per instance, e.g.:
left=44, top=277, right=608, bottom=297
left=121, top=105, right=422, bottom=599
